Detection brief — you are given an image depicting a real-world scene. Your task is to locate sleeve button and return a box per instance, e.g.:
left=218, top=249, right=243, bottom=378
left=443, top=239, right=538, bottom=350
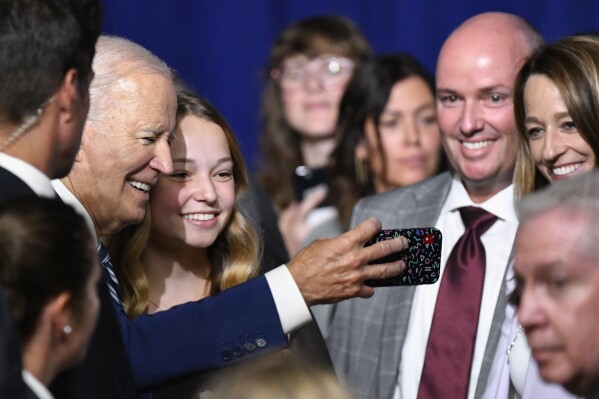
left=220, top=349, right=232, bottom=361
left=232, top=345, right=244, bottom=357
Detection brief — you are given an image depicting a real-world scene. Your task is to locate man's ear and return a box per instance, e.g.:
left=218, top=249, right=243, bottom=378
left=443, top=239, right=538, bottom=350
left=56, top=68, right=81, bottom=123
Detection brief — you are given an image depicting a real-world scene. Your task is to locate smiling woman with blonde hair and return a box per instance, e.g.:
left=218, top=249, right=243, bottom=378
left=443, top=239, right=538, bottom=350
left=513, top=34, right=599, bottom=198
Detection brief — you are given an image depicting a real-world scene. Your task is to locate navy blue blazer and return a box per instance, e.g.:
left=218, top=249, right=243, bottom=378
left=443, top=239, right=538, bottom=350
left=110, top=273, right=288, bottom=391
left=55, top=215, right=288, bottom=397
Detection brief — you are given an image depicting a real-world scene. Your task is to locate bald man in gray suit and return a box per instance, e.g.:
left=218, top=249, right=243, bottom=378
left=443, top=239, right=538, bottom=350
left=328, top=13, right=544, bottom=399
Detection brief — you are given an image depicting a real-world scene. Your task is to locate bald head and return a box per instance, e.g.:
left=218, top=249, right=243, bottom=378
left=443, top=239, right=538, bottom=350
left=438, top=12, right=542, bottom=81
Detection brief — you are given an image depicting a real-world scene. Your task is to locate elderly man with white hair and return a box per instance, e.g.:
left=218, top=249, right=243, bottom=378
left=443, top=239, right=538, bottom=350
left=50, top=35, right=408, bottom=398
left=514, top=170, right=599, bottom=399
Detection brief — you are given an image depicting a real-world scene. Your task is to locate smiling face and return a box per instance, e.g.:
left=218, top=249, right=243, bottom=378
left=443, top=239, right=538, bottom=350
left=436, top=23, right=531, bottom=202
left=523, top=74, right=596, bottom=182
left=280, top=54, right=353, bottom=139
left=361, top=76, right=441, bottom=192
left=71, top=72, right=176, bottom=236
left=149, top=115, right=235, bottom=250
left=515, top=207, right=599, bottom=395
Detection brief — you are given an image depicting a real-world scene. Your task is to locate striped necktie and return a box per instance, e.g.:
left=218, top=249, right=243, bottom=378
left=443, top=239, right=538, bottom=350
left=97, top=242, right=126, bottom=313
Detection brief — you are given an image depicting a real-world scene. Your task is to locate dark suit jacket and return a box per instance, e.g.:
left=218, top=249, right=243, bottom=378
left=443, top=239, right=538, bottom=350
left=0, top=166, right=35, bottom=201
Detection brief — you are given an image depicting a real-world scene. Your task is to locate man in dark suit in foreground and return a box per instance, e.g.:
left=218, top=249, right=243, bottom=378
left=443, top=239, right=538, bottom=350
left=52, top=35, right=408, bottom=397
left=0, top=0, right=104, bottom=397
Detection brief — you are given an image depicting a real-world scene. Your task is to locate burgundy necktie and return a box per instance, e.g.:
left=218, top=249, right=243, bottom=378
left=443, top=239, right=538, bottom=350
left=417, top=206, right=497, bottom=399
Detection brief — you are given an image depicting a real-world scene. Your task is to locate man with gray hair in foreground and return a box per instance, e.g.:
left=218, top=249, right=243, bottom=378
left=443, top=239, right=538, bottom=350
left=51, top=35, right=408, bottom=398
left=514, top=170, right=599, bottom=398
left=514, top=172, right=599, bottom=398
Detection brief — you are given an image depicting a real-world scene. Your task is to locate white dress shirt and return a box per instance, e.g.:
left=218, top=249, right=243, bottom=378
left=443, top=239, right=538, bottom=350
left=0, top=152, right=55, bottom=198
left=51, top=179, right=312, bottom=334
left=395, top=176, right=519, bottom=399
left=22, top=370, right=54, bottom=399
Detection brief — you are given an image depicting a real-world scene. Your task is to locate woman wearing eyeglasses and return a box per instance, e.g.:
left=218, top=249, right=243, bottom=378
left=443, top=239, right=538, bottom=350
left=255, top=15, right=372, bottom=257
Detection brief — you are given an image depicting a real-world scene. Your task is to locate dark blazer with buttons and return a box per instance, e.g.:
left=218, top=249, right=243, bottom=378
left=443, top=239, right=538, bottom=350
left=110, top=274, right=289, bottom=392
left=0, top=168, right=46, bottom=399
left=327, top=172, right=510, bottom=399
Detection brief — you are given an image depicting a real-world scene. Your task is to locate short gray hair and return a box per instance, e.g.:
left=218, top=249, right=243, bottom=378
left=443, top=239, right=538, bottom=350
left=87, top=35, right=173, bottom=124
left=517, top=171, right=599, bottom=262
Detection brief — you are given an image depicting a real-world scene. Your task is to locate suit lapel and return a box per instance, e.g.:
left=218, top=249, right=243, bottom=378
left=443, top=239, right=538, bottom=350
left=474, top=245, right=515, bottom=399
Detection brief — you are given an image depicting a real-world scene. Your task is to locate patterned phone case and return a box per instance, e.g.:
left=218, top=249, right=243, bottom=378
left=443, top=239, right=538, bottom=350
left=364, top=228, right=442, bottom=287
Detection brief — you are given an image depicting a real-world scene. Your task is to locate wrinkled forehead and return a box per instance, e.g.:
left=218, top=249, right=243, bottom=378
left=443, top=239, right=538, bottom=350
left=94, top=72, right=176, bottom=135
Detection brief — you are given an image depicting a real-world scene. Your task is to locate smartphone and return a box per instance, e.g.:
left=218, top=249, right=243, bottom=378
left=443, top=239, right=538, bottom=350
left=293, top=166, right=331, bottom=207
left=364, top=227, right=442, bottom=287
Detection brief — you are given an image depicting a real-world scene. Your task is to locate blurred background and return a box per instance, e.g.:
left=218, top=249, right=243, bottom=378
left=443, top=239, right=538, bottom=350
left=100, top=0, right=599, bottom=171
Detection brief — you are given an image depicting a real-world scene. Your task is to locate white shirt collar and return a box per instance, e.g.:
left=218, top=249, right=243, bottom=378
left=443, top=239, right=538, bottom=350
left=22, top=369, right=54, bottom=399
left=441, top=174, right=518, bottom=225
left=0, top=153, right=54, bottom=198
left=51, top=179, right=97, bottom=240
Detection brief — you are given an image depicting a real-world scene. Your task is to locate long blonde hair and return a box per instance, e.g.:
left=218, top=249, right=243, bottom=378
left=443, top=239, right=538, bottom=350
left=106, top=90, right=260, bottom=318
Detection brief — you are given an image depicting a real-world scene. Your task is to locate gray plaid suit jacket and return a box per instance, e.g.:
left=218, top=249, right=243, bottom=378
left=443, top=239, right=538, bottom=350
left=327, top=172, right=510, bottom=399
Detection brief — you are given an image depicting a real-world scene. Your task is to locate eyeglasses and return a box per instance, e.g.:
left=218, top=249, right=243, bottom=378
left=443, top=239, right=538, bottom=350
left=271, top=55, right=355, bottom=91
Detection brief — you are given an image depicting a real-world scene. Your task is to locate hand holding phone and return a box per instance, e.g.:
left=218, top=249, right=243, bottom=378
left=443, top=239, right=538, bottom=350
left=364, top=228, right=442, bottom=287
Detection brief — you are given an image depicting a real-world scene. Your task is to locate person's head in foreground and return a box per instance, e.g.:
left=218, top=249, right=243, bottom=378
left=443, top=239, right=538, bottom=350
left=211, top=353, right=352, bottom=399
left=0, top=197, right=100, bottom=388
left=515, top=170, right=599, bottom=396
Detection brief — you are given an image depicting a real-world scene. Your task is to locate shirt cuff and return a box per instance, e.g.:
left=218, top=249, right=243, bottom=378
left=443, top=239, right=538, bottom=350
left=265, top=265, right=312, bottom=333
